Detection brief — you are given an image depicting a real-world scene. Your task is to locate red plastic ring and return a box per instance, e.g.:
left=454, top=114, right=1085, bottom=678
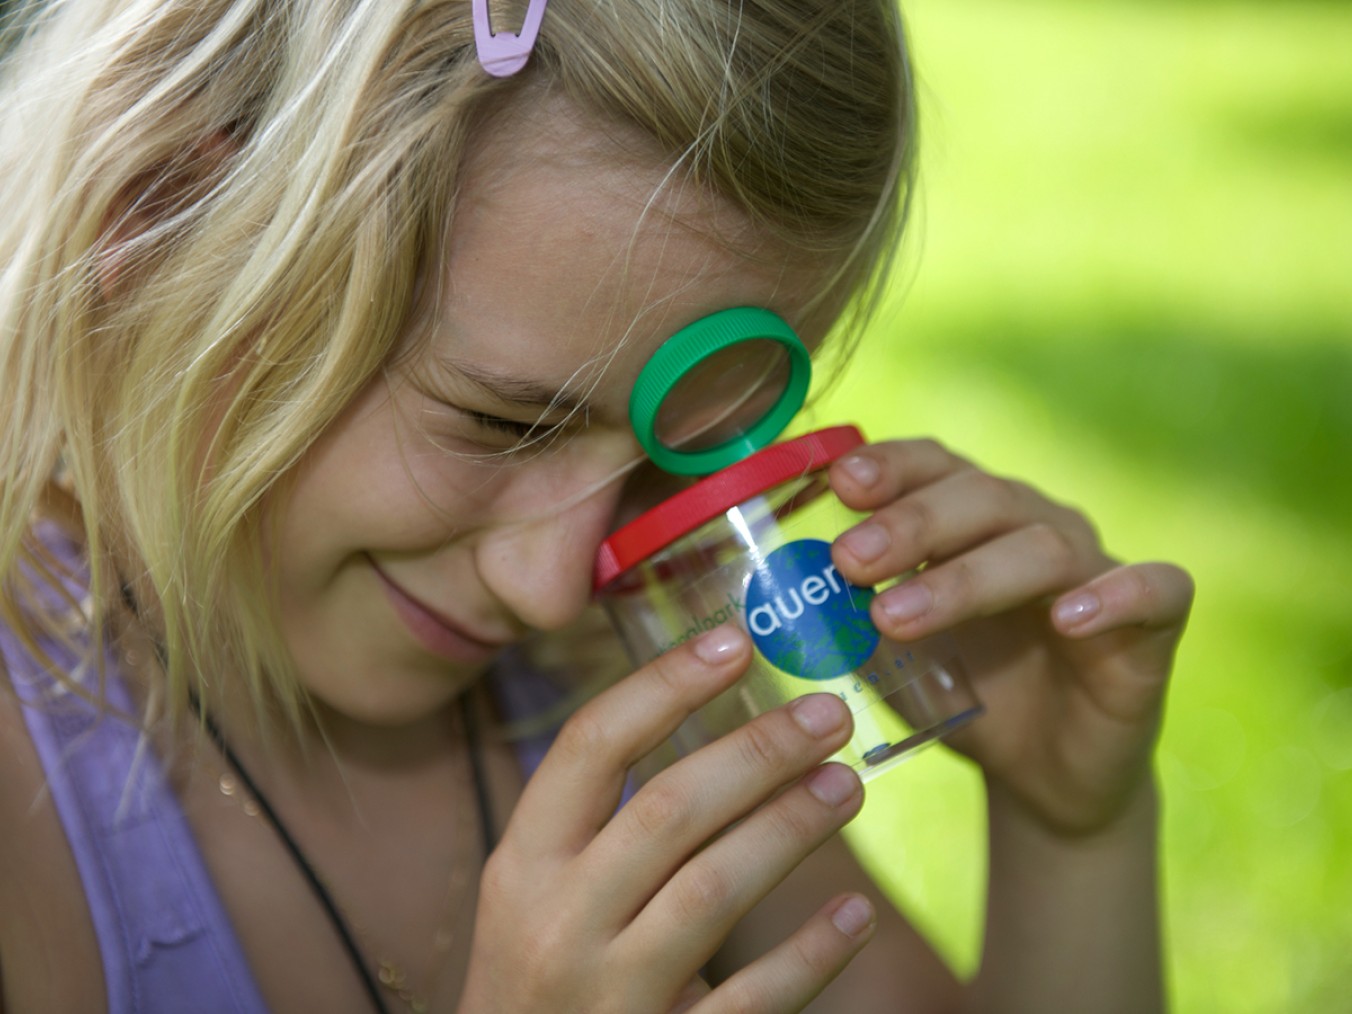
left=594, top=425, right=865, bottom=590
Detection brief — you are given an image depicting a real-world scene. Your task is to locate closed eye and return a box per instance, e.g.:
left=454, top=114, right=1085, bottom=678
left=464, top=410, right=546, bottom=439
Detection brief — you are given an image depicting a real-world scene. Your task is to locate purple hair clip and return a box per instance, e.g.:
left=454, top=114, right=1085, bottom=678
left=473, top=0, right=550, bottom=78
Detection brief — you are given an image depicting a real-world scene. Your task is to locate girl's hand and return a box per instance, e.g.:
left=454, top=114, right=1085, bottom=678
left=829, top=439, right=1193, bottom=838
left=458, top=628, right=876, bottom=1013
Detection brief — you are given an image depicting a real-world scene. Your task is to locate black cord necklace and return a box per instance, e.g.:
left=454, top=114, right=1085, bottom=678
left=119, top=585, right=498, bottom=1010
left=189, top=690, right=497, bottom=1014
left=190, top=690, right=391, bottom=1013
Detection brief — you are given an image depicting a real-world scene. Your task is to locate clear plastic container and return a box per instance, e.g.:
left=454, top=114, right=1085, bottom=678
left=595, top=426, right=982, bottom=783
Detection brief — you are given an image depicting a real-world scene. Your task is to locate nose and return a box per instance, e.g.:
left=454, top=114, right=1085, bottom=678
left=476, top=454, right=632, bottom=632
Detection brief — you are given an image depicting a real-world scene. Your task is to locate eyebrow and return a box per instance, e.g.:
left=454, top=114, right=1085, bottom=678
left=440, top=357, right=590, bottom=415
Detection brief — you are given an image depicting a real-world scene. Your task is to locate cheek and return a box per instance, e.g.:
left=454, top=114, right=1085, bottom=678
left=264, top=387, right=506, bottom=578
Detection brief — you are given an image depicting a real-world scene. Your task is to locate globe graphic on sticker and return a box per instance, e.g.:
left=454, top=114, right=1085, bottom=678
left=744, top=538, right=880, bottom=681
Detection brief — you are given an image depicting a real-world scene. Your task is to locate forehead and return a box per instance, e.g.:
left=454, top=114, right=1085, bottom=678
left=422, top=92, right=834, bottom=412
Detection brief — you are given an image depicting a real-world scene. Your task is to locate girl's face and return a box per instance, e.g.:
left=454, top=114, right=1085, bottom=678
left=271, top=95, right=837, bottom=726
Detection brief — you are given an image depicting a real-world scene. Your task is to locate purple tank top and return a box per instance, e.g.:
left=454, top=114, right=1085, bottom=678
left=5, top=527, right=565, bottom=1013
left=5, top=616, right=271, bottom=1012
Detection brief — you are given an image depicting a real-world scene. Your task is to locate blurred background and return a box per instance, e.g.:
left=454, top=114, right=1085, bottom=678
left=803, top=1, right=1351, bottom=1011
left=2, top=0, right=1345, bottom=1009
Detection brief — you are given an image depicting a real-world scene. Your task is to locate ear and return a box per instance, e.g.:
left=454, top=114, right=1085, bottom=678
left=96, top=129, right=239, bottom=299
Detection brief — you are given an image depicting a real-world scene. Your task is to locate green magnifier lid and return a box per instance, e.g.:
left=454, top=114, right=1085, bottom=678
left=630, top=307, right=812, bottom=475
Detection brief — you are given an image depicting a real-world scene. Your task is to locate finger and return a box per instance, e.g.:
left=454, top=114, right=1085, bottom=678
left=689, top=893, right=876, bottom=1014
left=970, top=562, right=1190, bottom=733
left=669, top=976, right=713, bottom=1014
left=504, top=625, right=752, bottom=860
left=622, top=763, right=864, bottom=973
left=870, top=523, right=1110, bottom=641
left=832, top=466, right=1096, bottom=588
left=584, top=696, right=854, bottom=926
left=828, top=438, right=973, bottom=511
left=1052, top=561, right=1194, bottom=636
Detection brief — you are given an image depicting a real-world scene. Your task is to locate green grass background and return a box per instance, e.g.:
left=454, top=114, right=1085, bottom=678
left=803, top=2, right=1352, bottom=1011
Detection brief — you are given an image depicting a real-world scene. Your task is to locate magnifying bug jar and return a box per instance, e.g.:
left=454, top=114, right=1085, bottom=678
left=595, top=426, right=983, bottom=783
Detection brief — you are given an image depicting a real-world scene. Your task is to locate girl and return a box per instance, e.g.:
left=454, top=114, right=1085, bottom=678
left=0, top=1, right=1192, bottom=1011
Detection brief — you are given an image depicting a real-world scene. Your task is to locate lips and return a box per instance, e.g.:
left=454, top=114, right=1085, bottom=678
left=368, top=557, right=510, bottom=664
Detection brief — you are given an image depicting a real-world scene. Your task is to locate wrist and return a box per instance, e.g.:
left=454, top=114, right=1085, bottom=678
left=972, top=772, right=1165, bottom=1014
left=984, top=769, right=1159, bottom=853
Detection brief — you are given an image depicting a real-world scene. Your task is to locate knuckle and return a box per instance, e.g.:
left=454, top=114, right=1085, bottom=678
left=1002, top=473, right=1038, bottom=497
left=973, top=468, right=1021, bottom=514
left=477, top=848, right=516, bottom=905
left=737, top=715, right=789, bottom=772
left=942, top=555, right=977, bottom=603
left=718, top=981, right=773, bottom=1014
left=890, top=495, right=936, bottom=550
left=765, top=793, right=820, bottom=844
left=672, top=861, right=735, bottom=924
left=629, top=777, right=693, bottom=839
left=515, top=917, right=575, bottom=988
left=911, top=436, right=948, bottom=460
left=646, top=650, right=690, bottom=699
left=475, top=854, right=579, bottom=990
left=789, top=925, right=842, bottom=978
left=1164, top=562, right=1197, bottom=604
left=1027, top=521, right=1079, bottom=578
left=554, top=705, right=611, bottom=763
left=1053, top=500, right=1102, bottom=549
left=1120, top=563, right=1159, bottom=608
left=917, top=436, right=974, bottom=475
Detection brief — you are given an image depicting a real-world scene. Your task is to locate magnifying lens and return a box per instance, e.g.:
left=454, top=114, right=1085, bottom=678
left=630, top=307, right=812, bottom=475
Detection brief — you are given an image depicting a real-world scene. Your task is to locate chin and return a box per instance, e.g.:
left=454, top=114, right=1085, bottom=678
left=299, top=660, right=489, bottom=729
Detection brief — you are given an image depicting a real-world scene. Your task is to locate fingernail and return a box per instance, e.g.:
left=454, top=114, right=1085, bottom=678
left=878, top=581, right=932, bottom=625
left=807, top=764, right=859, bottom=807
left=693, top=624, right=745, bottom=663
left=838, top=523, right=889, bottom=564
left=840, top=454, right=880, bottom=488
left=1053, top=591, right=1101, bottom=629
left=790, top=694, right=847, bottom=737
left=831, top=896, right=875, bottom=939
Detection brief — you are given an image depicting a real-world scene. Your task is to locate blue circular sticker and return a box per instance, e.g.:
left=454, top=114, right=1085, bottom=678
left=744, top=538, right=880, bottom=680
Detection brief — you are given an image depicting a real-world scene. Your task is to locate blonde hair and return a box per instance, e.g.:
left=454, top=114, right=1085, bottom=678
left=0, top=0, right=915, bottom=725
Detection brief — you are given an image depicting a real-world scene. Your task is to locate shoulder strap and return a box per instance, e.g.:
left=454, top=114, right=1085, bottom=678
left=5, top=628, right=269, bottom=1014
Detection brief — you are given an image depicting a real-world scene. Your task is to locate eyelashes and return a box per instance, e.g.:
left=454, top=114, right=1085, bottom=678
left=458, top=408, right=579, bottom=457
left=463, top=409, right=541, bottom=440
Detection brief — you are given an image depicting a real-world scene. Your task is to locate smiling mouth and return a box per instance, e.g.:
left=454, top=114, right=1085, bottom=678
left=367, top=557, right=510, bottom=664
